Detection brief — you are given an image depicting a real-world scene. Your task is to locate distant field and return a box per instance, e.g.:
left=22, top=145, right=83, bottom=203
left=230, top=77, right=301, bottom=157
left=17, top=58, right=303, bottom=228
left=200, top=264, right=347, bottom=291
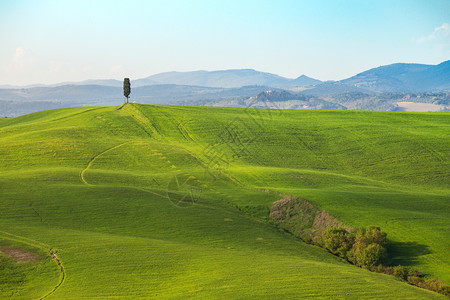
left=396, top=101, right=445, bottom=112
left=0, top=104, right=448, bottom=298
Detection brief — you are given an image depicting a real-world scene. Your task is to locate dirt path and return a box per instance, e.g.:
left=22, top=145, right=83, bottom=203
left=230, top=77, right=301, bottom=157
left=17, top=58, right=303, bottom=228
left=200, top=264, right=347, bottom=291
left=40, top=250, right=65, bottom=299
left=80, top=142, right=129, bottom=185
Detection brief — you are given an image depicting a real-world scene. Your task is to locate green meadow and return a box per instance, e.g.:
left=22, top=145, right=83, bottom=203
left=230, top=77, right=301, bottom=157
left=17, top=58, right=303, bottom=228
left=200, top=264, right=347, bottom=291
left=0, top=104, right=448, bottom=298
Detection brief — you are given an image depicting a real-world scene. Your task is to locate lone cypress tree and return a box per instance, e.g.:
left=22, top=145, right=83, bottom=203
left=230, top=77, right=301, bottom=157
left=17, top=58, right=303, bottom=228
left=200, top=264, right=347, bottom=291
left=123, top=78, right=131, bottom=103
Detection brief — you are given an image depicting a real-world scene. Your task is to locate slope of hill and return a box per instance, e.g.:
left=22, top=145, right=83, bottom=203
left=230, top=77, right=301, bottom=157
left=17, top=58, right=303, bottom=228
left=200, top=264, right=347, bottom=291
left=342, top=60, right=450, bottom=92
left=300, top=81, right=376, bottom=96
left=0, top=104, right=448, bottom=298
left=291, top=74, right=322, bottom=86
left=404, top=60, right=450, bottom=91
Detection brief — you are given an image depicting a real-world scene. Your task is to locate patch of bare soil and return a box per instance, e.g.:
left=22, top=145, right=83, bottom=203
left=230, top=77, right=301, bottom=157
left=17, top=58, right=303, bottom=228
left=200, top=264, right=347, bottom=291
left=1, top=247, right=39, bottom=262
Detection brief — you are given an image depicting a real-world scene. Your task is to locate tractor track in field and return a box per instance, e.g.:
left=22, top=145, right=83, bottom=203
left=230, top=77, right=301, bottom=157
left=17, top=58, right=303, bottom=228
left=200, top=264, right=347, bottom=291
left=123, top=104, right=162, bottom=139
left=0, top=231, right=66, bottom=299
left=51, top=107, right=101, bottom=123
left=80, top=142, right=129, bottom=185
left=381, top=120, right=449, bottom=165
left=120, top=105, right=242, bottom=198
left=31, top=206, right=47, bottom=225
left=159, top=110, right=196, bottom=142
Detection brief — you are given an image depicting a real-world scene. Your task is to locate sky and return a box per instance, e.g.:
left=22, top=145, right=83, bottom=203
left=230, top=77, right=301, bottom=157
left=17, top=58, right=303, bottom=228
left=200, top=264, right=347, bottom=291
left=0, top=0, right=449, bottom=86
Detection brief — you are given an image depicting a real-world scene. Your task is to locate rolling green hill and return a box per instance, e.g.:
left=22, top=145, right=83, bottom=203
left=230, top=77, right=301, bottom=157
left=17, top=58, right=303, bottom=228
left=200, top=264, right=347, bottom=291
left=0, top=104, right=448, bottom=298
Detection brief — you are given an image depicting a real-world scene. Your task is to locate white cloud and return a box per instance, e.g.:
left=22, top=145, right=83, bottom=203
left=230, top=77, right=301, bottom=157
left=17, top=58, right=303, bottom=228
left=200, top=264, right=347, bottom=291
left=5, top=47, right=33, bottom=72
left=13, top=47, right=26, bottom=63
left=416, top=22, right=450, bottom=43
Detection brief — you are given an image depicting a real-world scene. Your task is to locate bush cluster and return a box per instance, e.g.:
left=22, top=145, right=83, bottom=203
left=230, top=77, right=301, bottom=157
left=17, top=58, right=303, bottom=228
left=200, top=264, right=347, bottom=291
left=321, top=226, right=449, bottom=296
left=269, top=197, right=449, bottom=296
left=322, top=226, right=388, bottom=268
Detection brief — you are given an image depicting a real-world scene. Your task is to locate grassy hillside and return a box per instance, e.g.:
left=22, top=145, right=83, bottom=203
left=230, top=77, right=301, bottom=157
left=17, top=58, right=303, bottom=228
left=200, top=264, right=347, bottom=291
left=0, top=104, right=448, bottom=298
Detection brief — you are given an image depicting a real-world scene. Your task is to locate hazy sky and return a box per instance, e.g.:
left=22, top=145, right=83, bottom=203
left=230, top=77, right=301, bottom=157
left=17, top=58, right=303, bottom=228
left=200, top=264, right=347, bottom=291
left=1, top=0, right=449, bottom=85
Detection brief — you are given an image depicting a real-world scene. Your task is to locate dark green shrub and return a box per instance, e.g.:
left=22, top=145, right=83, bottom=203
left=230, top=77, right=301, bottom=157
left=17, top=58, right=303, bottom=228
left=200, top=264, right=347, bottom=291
left=393, top=265, right=408, bottom=280
left=354, top=243, right=387, bottom=268
left=407, top=275, right=422, bottom=285
left=350, top=226, right=388, bottom=267
left=362, top=226, right=387, bottom=246
left=322, top=227, right=354, bottom=259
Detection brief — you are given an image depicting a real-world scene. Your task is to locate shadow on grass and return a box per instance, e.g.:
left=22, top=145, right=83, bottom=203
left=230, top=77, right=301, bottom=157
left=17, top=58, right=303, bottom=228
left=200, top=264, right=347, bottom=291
left=387, top=241, right=431, bottom=267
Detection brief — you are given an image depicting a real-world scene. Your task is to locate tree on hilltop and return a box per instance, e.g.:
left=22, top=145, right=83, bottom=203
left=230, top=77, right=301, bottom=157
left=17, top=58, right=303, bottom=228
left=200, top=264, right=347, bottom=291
left=123, top=78, right=131, bottom=103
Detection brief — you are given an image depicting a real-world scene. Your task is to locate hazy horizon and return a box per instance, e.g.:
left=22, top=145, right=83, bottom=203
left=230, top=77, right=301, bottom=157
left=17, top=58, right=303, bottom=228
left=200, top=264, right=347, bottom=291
left=1, top=0, right=449, bottom=86
left=1, top=61, right=450, bottom=88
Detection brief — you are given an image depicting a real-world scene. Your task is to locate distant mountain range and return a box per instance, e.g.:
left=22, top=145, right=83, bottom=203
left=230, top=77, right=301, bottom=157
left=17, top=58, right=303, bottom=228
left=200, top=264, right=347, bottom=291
left=1, top=60, right=449, bottom=91
left=0, top=60, right=449, bottom=116
left=133, top=70, right=322, bottom=88
left=342, top=60, right=450, bottom=92
left=0, top=69, right=322, bottom=89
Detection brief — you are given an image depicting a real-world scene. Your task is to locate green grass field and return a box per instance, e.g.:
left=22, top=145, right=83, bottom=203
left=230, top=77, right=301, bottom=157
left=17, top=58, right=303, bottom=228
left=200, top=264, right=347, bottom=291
left=0, top=104, right=448, bottom=298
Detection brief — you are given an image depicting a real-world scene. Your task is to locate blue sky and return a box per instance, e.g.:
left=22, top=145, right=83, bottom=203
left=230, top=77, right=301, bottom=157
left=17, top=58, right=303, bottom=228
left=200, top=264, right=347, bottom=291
left=0, top=0, right=449, bottom=85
